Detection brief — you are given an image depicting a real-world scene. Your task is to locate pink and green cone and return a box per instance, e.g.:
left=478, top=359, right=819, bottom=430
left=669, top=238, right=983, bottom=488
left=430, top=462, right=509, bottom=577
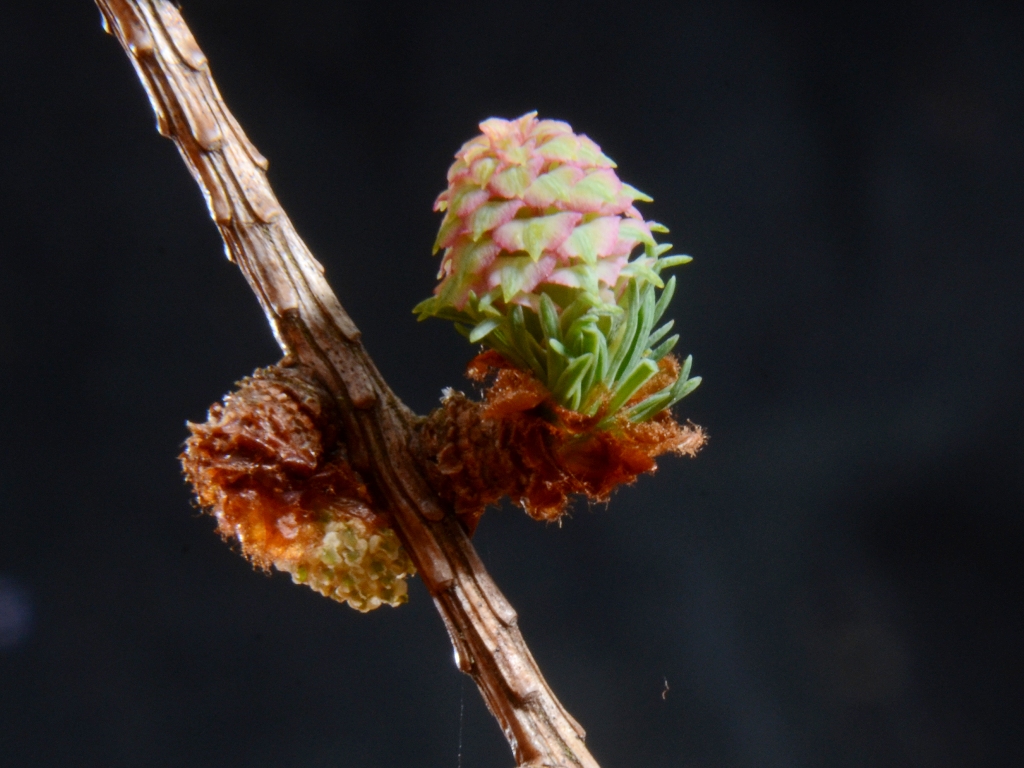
left=415, top=112, right=700, bottom=424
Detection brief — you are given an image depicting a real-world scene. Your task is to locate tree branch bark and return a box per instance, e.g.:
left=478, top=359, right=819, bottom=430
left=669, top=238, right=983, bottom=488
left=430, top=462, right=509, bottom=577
left=94, top=2, right=600, bottom=766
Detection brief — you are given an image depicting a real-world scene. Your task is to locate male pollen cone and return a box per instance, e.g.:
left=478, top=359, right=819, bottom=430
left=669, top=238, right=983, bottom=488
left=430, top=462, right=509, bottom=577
left=181, top=366, right=414, bottom=612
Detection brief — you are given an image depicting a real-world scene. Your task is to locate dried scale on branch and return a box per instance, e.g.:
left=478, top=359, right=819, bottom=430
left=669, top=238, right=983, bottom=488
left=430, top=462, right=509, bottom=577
left=416, top=352, right=704, bottom=532
left=95, top=2, right=704, bottom=766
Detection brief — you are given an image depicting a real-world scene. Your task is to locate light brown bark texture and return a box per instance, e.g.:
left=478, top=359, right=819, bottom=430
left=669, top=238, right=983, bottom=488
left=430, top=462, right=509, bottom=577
left=94, top=2, right=600, bottom=767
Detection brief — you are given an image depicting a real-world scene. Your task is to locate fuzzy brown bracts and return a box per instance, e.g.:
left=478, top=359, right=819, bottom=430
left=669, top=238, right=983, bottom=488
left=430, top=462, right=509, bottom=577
left=181, top=365, right=414, bottom=611
left=416, top=351, right=706, bottom=530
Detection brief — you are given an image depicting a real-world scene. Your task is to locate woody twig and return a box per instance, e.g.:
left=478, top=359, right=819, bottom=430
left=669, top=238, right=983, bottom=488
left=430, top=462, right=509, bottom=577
left=94, top=1, right=602, bottom=766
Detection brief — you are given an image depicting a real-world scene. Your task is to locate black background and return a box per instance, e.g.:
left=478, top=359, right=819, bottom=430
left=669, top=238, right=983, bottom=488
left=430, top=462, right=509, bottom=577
left=2, top=1, right=1022, bottom=766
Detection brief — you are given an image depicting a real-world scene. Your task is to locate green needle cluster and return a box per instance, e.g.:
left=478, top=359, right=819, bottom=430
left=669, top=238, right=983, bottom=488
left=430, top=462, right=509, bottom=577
left=420, top=252, right=700, bottom=424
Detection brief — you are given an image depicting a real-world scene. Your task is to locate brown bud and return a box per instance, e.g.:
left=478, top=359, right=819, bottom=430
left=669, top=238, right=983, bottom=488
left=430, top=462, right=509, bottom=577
left=417, top=353, right=706, bottom=528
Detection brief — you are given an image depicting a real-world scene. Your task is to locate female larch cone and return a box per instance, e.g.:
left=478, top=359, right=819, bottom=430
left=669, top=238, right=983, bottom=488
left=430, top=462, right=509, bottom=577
left=415, top=112, right=702, bottom=425
left=414, top=114, right=707, bottom=525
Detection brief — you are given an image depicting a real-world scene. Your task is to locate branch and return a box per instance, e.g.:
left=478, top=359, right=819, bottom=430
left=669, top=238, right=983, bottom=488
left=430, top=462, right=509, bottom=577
left=94, top=2, right=600, bottom=767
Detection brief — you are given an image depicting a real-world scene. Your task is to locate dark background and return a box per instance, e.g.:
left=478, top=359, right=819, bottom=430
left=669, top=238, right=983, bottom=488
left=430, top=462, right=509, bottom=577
left=1, top=1, right=1022, bottom=766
